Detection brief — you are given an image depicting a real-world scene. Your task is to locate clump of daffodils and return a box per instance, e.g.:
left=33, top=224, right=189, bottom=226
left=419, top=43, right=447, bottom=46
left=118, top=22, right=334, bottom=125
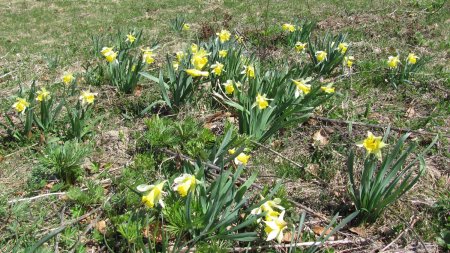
left=292, top=78, right=312, bottom=97
left=137, top=181, right=167, bottom=209
left=172, top=174, right=200, bottom=197
left=12, top=98, right=30, bottom=114
left=356, top=131, right=387, bottom=160
left=387, top=55, right=400, bottom=69
left=216, top=29, right=231, bottom=43
left=79, top=90, right=97, bottom=105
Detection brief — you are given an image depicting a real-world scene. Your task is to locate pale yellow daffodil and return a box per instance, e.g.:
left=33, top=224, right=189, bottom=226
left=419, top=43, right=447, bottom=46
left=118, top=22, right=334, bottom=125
left=295, top=42, right=307, bottom=53
left=138, top=181, right=167, bottom=209
left=79, top=90, right=97, bottom=105
left=282, top=23, right=296, bottom=32
left=172, top=174, right=199, bottom=197
left=387, top=56, right=400, bottom=69
left=36, top=87, right=51, bottom=102
left=316, top=51, right=327, bottom=62
left=264, top=210, right=288, bottom=243
left=407, top=53, right=418, bottom=65
left=62, top=73, right=74, bottom=85
left=217, top=29, right=231, bottom=43
left=219, top=50, right=228, bottom=58
left=223, top=80, right=235, bottom=95
left=12, top=98, right=30, bottom=114
left=211, top=62, right=224, bottom=76
left=126, top=33, right=136, bottom=43
left=356, top=131, right=387, bottom=160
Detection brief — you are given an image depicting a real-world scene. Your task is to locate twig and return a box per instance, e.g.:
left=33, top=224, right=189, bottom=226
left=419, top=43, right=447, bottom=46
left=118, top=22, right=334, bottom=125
left=231, top=239, right=365, bottom=252
left=380, top=216, right=417, bottom=252
left=159, top=148, right=331, bottom=222
left=0, top=71, right=15, bottom=79
left=54, top=207, right=66, bottom=253
left=4, top=143, right=39, bottom=158
left=311, top=116, right=446, bottom=138
left=7, top=192, right=67, bottom=204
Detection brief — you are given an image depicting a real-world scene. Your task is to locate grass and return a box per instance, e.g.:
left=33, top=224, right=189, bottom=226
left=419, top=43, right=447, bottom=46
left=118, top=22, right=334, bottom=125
left=0, top=0, right=449, bottom=252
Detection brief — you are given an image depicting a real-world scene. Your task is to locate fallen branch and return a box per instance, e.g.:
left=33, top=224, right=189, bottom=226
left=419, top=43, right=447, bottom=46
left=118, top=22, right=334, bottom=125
left=311, top=116, right=446, bottom=138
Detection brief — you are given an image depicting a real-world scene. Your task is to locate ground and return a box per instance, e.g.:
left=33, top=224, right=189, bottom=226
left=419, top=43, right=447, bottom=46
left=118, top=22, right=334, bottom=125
left=0, top=0, right=449, bottom=252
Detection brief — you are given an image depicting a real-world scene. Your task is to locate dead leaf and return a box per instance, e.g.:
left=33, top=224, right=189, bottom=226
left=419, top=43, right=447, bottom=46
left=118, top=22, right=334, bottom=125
left=349, top=226, right=368, bottom=237
left=312, top=225, right=332, bottom=236
left=96, top=220, right=107, bottom=235
left=307, top=118, right=318, bottom=126
left=133, top=85, right=143, bottom=97
left=405, top=107, right=416, bottom=118
left=312, top=130, right=328, bottom=146
left=44, top=182, right=54, bottom=190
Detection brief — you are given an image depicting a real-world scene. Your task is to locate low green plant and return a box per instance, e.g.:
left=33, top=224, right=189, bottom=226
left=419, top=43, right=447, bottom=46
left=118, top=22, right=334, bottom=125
left=38, top=140, right=91, bottom=184
left=66, top=180, right=105, bottom=207
left=308, top=33, right=348, bottom=75
left=386, top=53, right=427, bottom=88
left=347, top=131, right=438, bottom=223
left=108, top=53, right=145, bottom=94
left=170, top=15, right=188, bottom=32
left=66, top=99, right=98, bottom=141
left=34, top=86, right=65, bottom=132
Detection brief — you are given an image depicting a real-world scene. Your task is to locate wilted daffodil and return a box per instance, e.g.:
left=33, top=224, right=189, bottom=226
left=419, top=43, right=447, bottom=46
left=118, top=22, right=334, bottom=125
left=36, top=87, right=51, bottom=102
left=234, top=152, right=251, bottom=166
left=173, top=174, right=200, bottom=197
left=211, top=62, right=224, bottom=76
left=315, top=51, right=327, bottom=62
left=338, top=42, right=348, bottom=54
left=387, top=55, right=400, bottom=69
left=254, top=93, right=270, bottom=110
left=126, top=33, right=136, bottom=43
left=282, top=23, right=296, bottom=32
left=345, top=56, right=355, bottom=68
left=320, top=83, right=335, bottom=93
left=182, top=23, right=190, bottom=31
left=62, top=73, right=74, bottom=85
left=219, top=50, right=228, bottom=58
left=223, top=80, right=235, bottom=95
left=292, top=78, right=312, bottom=97
left=407, top=53, right=418, bottom=65
left=141, top=47, right=155, bottom=64
left=356, top=131, right=387, bottom=160
left=191, top=48, right=210, bottom=70
left=264, top=210, right=288, bottom=243
left=217, top=29, right=231, bottom=43
left=242, top=65, right=255, bottom=78
left=79, top=90, right=97, bottom=105
left=12, top=98, right=30, bottom=114
left=137, top=181, right=167, bottom=209
left=295, top=42, right=307, bottom=53
left=185, top=69, right=209, bottom=77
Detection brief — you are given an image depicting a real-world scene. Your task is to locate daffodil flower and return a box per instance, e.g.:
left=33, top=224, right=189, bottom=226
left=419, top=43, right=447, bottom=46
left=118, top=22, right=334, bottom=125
left=104, top=50, right=118, bottom=63
left=228, top=148, right=236, bottom=155
left=234, top=152, right=251, bottom=166
left=216, top=29, right=231, bottom=43
left=12, top=98, right=30, bottom=114
left=172, top=61, right=179, bottom=70
left=137, top=181, right=167, bottom=209
left=176, top=51, right=185, bottom=62
left=223, top=80, right=235, bottom=95
left=315, top=51, right=327, bottom=62
left=211, top=62, right=224, bottom=76
left=182, top=23, right=190, bottom=31
left=241, top=65, right=255, bottom=78
left=282, top=23, right=296, bottom=32
left=338, top=42, right=348, bottom=54
left=345, top=56, right=355, bottom=68
left=100, top=47, right=114, bottom=56
left=191, top=43, right=198, bottom=53
left=185, top=69, right=209, bottom=77
left=251, top=196, right=285, bottom=222
left=387, top=56, right=400, bottom=69
left=219, top=50, right=228, bottom=58
left=62, top=73, right=74, bottom=85
left=320, top=83, right=335, bottom=93
left=172, top=174, right=200, bottom=197
left=295, top=42, right=307, bottom=53
left=36, top=87, right=51, bottom=102
left=79, top=90, right=98, bottom=105
left=356, top=131, right=387, bottom=160
left=126, top=33, right=136, bottom=43
left=407, top=53, right=418, bottom=65
left=264, top=210, right=288, bottom=243
left=141, top=47, right=155, bottom=64
left=191, top=48, right=210, bottom=70
left=253, top=93, right=270, bottom=110
left=292, top=78, right=312, bottom=97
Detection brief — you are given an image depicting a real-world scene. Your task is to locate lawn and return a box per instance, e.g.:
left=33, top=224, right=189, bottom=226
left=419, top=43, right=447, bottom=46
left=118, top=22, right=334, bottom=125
left=0, top=0, right=449, bottom=252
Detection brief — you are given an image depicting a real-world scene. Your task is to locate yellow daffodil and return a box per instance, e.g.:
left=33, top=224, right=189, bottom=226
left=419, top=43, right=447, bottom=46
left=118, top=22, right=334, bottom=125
left=241, top=65, right=255, bottom=78
left=407, top=53, right=418, bottom=65
left=138, top=181, right=167, bottom=209
left=251, top=197, right=285, bottom=222
left=182, top=23, right=190, bottom=31
left=100, top=46, right=114, bottom=56
left=141, top=47, right=155, bottom=64
left=345, top=56, right=355, bottom=68
left=104, top=50, right=118, bottom=63
left=219, top=50, right=228, bottom=58
left=79, top=90, right=97, bottom=105
left=211, top=62, right=224, bottom=76
left=12, top=98, right=29, bottom=114
left=173, top=174, right=199, bottom=197
left=228, top=148, right=236, bottom=155
left=320, top=83, right=335, bottom=93
left=191, top=48, right=210, bottom=70
left=282, top=23, right=296, bottom=32
left=176, top=51, right=185, bottom=62
left=315, top=51, right=327, bottom=62
left=217, top=29, right=231, bottom=43
left=235, top=35, right=244, bottom=44
left=253, top=93, right=271, bottom=110
left=356, top=131, right=387, bottom=160
left=185, top=69, right=209, bottom=77
left=292, top=78, right=312, bottom=97
left=36, top=87, right=51, bottom=102
left=295, top=42, right=307, bottom=53
left=223, top=80, right=235, bottom=94
left=264, top=210, right=288, bottom=243
left=173, top=61, right=179, bottom=70
left=234, top=152, right=251, bottom=166
left=387, top=56, right=400, bottom=69
left=265, top=210, right=281, bottom=221
left=191, top=43, right=198, bottom=53
left=126, top=33, right=136, bottom=43
left=62, top=73, right=74, bottom=85
left=338, top=42, right=348, bottom=54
